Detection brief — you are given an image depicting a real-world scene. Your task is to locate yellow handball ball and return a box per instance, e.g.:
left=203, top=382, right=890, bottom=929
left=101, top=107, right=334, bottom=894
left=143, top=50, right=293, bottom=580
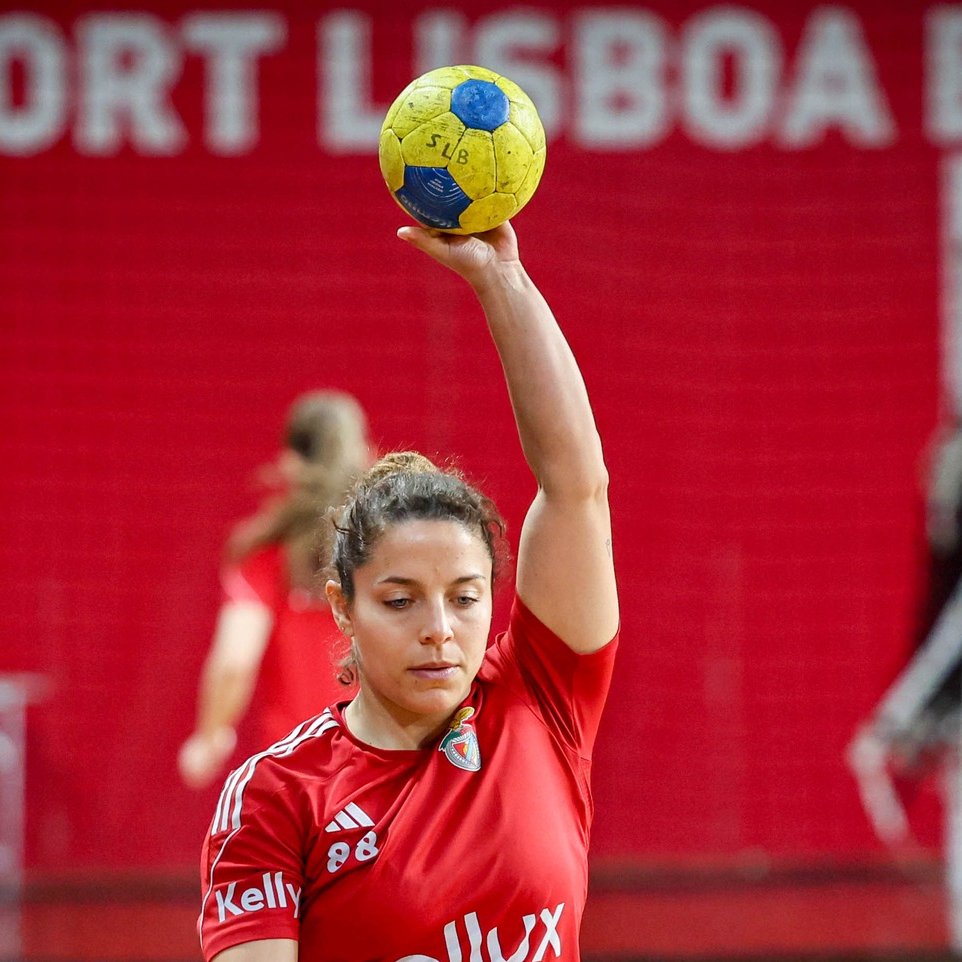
left=378, top=65, right=546, bottom=235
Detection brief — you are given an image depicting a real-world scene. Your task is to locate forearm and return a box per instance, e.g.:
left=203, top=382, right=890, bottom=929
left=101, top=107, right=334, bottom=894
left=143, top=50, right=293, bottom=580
left=194, top=659, right=258, bottom=736
left=473, top=262, right=607, bottom=497
left=180, top=660, right=250, bottom=790
left=193, top=601, right=272, bottom=736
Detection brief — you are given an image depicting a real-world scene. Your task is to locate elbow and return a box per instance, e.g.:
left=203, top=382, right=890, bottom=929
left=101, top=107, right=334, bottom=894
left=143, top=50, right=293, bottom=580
left=529, top=428, right=610, bottom=502
left=541, top=462, right=610, bottom=504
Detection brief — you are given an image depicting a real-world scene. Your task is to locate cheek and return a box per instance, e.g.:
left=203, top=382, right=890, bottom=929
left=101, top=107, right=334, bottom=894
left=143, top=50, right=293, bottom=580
left=464, top=607, right=493, bottom=650
left=351, top=606, right=411, bottom=660
left=350, top=597, right=392, bottom=632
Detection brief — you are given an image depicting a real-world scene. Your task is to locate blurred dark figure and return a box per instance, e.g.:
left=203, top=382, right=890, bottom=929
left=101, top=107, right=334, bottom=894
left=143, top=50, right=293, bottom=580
left=849, top=420, right=962, bottom=843
left=178, top=391, right=370, bottom=789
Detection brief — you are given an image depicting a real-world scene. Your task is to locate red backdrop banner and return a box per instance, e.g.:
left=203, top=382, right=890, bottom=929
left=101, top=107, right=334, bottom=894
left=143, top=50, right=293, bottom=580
left=0, top=1, right=945, bottom=870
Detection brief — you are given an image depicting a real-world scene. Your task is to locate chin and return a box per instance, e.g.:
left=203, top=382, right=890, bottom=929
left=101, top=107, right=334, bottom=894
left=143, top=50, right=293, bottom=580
left=404, top=686, right=466, bottom=719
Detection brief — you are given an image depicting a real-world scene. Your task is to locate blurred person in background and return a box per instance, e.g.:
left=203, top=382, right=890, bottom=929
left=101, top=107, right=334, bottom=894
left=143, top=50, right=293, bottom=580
left=848, top=419, right=962, bottom=844
left=178, top=390, right=370, bottom=789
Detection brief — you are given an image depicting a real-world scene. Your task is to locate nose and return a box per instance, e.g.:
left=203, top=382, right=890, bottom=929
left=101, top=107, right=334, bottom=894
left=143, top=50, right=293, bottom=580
left=419, top=601, right=454, bottom=645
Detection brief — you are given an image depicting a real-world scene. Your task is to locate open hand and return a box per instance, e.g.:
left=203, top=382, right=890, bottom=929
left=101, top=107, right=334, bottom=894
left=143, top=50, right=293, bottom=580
left=396, top=221, right=520, bottom=289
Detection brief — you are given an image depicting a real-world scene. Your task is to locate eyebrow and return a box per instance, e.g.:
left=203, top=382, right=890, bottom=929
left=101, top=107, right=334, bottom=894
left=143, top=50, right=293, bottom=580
left=375, top=574, right=488, bottom=586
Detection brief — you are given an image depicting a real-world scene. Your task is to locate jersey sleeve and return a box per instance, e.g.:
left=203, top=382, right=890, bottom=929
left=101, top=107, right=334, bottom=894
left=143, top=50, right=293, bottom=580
left=487, top=596, right=618, bottom=759
left=220, top=545, right=283, bottom=612
left=199, top=760, right=304, bottom=960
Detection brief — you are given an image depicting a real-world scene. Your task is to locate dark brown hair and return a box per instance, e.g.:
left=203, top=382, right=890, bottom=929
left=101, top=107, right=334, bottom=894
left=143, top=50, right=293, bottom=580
left=331, top=451, right=508, bottom=603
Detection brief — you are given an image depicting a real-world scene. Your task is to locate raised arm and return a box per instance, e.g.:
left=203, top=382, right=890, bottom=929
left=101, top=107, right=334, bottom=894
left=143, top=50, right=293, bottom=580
left=398, top=222, right=618, bottom=653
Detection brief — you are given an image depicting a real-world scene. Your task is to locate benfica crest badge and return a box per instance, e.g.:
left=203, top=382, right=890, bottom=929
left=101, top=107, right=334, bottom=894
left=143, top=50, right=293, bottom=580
left=439, top=706, right=481, bottom=772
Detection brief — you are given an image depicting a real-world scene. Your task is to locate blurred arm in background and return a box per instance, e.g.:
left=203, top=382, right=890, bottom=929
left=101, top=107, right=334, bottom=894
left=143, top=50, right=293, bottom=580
left=178, top=600, right=273, bottom=789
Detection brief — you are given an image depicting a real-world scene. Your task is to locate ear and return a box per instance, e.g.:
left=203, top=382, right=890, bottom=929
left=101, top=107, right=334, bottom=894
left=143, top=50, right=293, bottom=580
left=325, top=580, right=354, bottom=636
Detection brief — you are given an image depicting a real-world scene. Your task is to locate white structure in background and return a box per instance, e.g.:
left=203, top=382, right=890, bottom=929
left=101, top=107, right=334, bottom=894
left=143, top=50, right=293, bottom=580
left=0, top=675, right=46, bottom=959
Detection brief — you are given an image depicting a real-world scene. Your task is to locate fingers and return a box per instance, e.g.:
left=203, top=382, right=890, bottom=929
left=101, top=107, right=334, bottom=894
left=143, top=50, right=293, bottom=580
left=396, top=223, right=515, bottom=265
left=396, top=222, right=515, bottom=251
left=395, top=225, right=430, bottom=244
left=396, top=225, right=480, bottom=278
left=396, top=226, right=465, bottom=269
left=396, top=225, right=448, bottom=256
left=394, top=222, right=522, bottom=291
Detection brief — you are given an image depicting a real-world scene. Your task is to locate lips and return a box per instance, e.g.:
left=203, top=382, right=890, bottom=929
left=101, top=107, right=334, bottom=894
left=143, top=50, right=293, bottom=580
left=409, top=663, right=458, bottom=680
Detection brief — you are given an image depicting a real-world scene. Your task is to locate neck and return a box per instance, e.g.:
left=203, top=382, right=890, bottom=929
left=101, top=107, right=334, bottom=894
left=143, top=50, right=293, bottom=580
left=344, top=689, right=451, bottom=751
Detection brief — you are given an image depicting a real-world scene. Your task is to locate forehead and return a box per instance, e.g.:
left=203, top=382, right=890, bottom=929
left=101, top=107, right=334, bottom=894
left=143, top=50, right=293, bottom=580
left=362, top=519, right=491, bottom=576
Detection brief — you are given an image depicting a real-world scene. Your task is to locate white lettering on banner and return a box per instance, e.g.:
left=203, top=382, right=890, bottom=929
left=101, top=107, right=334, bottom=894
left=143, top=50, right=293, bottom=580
left=927, top=7, right=962, bottom=143
left=318, top=10, right=382, bottom=153
left=414, top=11, right=467, bottom=76
left=407, top=9, right=561, bottom=133
left=0, top=6, right=926, bottom=156
left=313, top=6, right=901, bottom=152
left=778, top=6, right=895, bottom=147
left=0, top=15, right=66, bottom=155
left=0, top=10, right=287, bottom=156
left=75, top=14, right=186, bottom=155
left=473, top=12, right=561, bottom=135
left=395, top=904, right=564, bottom=962
left=182, top=12, right=285, bottom=154
left=214, top=871, right=301, bottom=923
left=681, top=9, right=781, bottom=149
left=318, top=9, right=563, bottom=150
left=573, top=11, right=669, bottom=148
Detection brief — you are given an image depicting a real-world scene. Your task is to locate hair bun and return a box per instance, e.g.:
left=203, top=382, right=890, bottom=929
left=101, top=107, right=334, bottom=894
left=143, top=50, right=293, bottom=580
left=362, top=451, right=438, bottom=486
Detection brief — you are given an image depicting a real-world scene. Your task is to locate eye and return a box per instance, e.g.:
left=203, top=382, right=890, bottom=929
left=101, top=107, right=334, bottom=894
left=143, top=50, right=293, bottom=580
left=455, top=595, right=479, bottom=607
left=385, top=598, right=411, bottom=610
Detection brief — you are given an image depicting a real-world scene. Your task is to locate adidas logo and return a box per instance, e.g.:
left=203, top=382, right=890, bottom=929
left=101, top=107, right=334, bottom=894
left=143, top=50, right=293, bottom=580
left=324, top=801, right=374, bottom=833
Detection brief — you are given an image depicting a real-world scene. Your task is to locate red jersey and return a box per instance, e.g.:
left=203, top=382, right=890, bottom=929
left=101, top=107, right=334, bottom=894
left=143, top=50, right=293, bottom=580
left=199, top=598, right=617, bottom=962
left=222, top=544, right=348, bottom=745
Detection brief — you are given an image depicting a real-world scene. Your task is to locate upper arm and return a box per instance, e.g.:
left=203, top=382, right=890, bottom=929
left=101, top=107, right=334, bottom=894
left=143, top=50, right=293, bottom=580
left=212, top=938, right=297, bottom=962
left=200, top=770, right=305, bottom=959
left=515, top=483, right=619, bottom=654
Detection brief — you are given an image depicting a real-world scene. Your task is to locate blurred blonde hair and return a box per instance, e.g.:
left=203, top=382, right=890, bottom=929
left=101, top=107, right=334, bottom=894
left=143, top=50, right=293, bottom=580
left=227, top=391, right=369, bottom=592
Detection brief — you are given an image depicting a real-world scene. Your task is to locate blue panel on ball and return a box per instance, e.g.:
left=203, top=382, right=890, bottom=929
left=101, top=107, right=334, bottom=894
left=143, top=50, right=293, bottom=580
left=450, top=79, right=509, bottom=131
left=396, top=167, right=472, bottom=230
